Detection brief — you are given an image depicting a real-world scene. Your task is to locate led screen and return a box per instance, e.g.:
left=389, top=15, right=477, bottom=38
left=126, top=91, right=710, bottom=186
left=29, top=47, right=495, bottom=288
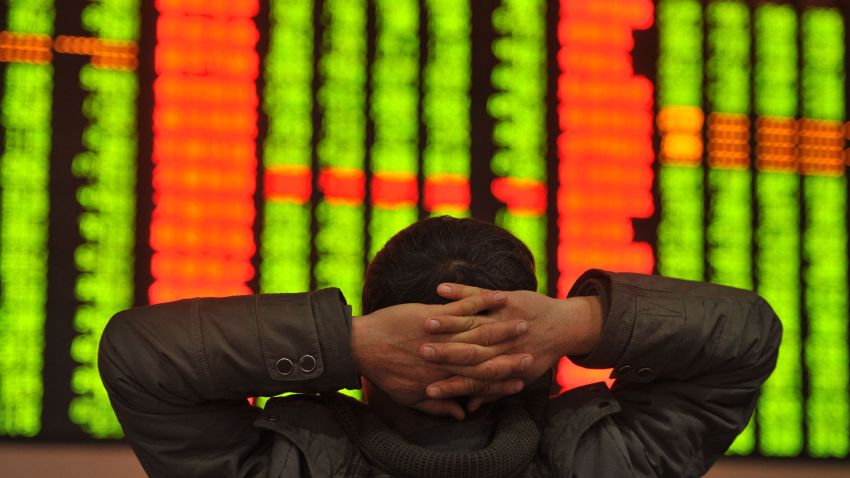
left=0, top=0, right=847, bottom=459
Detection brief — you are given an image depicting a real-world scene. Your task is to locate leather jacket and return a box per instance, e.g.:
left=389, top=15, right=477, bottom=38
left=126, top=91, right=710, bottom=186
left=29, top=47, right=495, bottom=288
left=99, top=270, right=781, bottom=477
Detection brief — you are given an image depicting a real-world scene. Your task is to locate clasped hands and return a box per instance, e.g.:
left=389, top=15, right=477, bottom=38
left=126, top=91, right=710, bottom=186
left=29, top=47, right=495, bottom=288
left=351, top=283, right=602, bottom=420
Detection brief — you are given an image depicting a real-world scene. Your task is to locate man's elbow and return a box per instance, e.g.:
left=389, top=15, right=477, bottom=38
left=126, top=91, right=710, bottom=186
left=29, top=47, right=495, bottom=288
left=756, top=296, right=783, bottom=373
left=98, top=309, right=144, bottom=397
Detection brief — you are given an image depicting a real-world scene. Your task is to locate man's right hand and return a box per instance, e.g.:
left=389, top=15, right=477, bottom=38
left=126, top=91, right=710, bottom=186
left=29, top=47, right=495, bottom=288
left=351, top=290, right=534, bottom=420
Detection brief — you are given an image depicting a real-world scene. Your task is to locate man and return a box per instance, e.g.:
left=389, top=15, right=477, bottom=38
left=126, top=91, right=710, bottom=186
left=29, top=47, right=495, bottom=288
left=100, top=217, right=781, bottom=477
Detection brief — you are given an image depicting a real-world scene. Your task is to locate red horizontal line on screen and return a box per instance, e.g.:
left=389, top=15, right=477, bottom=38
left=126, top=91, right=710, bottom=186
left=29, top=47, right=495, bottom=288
left=423, top=174, right=470, bottom=212
left=657, top=105, right=703, bottom=167
left=372, top=172, right=417, bottom=208
left=265, top=164, right=312, bottom=204
left=491, top=177, right=546, bottom=215
left=54, top=35, right=138, bottom=70
left=319, top=167, right=365, bottom=206
left=0, top=31, right=51, bottom=63
left=707, top=113, right=750, bottom=170
left=0, top=31, right=138, bottom=70
left=755, top=117, right=803, bottom=174
left=799, top=119, right=845, bottom=177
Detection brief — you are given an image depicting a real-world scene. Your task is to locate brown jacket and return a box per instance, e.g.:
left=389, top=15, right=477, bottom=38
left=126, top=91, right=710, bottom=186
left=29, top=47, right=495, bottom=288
left=99, top=270, right=781, bottom=477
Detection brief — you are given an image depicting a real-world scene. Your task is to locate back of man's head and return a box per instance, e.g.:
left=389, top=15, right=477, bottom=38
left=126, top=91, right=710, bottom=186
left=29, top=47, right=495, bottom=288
left=362, top=216, right=537, bottom=314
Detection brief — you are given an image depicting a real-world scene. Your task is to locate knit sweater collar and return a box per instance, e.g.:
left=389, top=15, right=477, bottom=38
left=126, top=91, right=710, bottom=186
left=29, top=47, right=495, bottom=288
left=322, top=375, right=550, bottom=478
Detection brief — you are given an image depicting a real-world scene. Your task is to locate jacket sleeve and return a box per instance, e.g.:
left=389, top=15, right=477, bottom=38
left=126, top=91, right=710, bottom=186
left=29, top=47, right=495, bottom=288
left=567, top=270, right=782, bottom=477
left=98, top=288, right=360, bottom=478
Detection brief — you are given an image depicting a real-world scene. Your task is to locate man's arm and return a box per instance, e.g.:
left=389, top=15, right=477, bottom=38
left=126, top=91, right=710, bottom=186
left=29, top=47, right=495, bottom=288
left=99, top=290, right=358, bottom=478
left=567, top=270, right=781, bottom=477
left=99, top=288, right=532, bottom=477
left=424, top=270, right=781, bottom=476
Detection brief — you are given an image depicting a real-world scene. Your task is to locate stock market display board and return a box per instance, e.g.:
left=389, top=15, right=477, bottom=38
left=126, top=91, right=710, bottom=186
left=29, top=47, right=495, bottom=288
left=0, top=0, right=847, bottom=460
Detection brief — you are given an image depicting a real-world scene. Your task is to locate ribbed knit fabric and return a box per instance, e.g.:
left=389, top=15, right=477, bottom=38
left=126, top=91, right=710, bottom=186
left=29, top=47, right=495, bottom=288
left=323, top=375, right=551, bottom=478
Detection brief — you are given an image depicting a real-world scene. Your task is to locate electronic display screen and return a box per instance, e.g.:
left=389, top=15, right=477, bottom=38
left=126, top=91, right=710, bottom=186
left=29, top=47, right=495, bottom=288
left=0, top=0, right=847, bottom=459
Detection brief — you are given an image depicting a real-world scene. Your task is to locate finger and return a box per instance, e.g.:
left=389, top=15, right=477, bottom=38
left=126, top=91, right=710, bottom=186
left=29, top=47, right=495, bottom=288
left=442, top=353, right=533, bottom=381
left=436, top=283, right=485, bottom=300
left=425, top=314, right=493, bottom=334
left=420, top=340, right=515, bottom=365
left=412, top=399, right=466, bottom=421
left=439, top=293, right=488, bottom=318
left=425, top=314, right=487, bottom=335
left=427, top=376, right=525, bottom=398
left=449, top=319, right=529, bottom=346
left=425, top=304, right=516, bottom=334
left=436, top=288, right=507, bottom=318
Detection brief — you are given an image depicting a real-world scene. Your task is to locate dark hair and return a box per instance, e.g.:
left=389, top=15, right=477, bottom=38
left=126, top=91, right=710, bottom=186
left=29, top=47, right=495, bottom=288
left=362, top=216, right=537, bottom=314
